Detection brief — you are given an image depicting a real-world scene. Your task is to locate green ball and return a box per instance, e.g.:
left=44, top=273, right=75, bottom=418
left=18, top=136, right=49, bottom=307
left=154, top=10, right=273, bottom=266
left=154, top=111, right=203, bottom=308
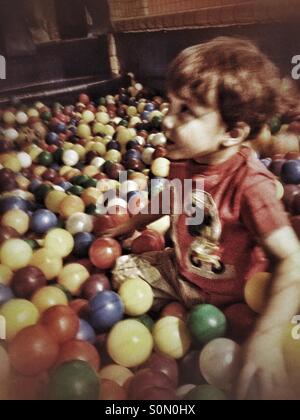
left=38, top=151, right=54, bottom=167
left=82, top=178, right=97, bottom=189
left=48, top=361, right=100, bottom=401
left=135, top=314, right=155, bottom=331
left=53, top=148, right=63, bottom=164
left=67, top=186, right=84, bottom=197
left=269, top=116, right=282, bottom=134
left=23, top=239, right=39, bottom=250
left=41, top=111, right=52, bottom=122
left=98, top=97, right=106, bottom=106
left=186, top=385, right=228, bottom=401
left=118, top=119, right=128, bottom=127
left=151, top=116, right=163, bottom=130
left=187, top=304, right=227, bottom=345
left=72, top=175, right=90, bottom=187
left=35, top=184, right=54, bottom=203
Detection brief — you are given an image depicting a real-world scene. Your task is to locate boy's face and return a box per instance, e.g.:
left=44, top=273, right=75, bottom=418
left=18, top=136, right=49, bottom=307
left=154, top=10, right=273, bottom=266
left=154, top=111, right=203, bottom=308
left=163, top=93, right=228, bottom=161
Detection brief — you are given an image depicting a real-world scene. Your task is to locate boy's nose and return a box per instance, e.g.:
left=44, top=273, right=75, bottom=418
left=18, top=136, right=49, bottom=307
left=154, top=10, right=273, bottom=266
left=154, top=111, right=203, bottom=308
left=163, top=115, right=176, bottom=131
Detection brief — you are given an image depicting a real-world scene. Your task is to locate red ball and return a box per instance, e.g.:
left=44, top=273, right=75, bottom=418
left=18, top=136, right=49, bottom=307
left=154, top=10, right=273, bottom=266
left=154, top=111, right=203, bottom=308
left=106, top=163, right=126, bottom=181
left=223, top=303, right=257, bottom=344
left=93, top=213, right=130, bottom=236
left=89, top=238, right=122, bottom=270
left=11, top=266, right=47, bottom=299
left=139, top=387, right=178, bottom=401
left=140, top=353, right=179, bottom=388
left=128, top=369, right=174, bottom=400
left=56, top=340, right=101, bottom=371
left=81, top=274, right=111, bottom=300
left=40, top=305, right=80, bottom=344
left=69, top=299, right=90, bottom=320
left=79, top=94, right=90, bottom=105
left=100, top=379, right=127, bottom=401
left=9, top=325, right=59, bottom=376
left=160, top=302, right=187, bottom=322
left=131, top=230, right=165, bottom=254
left=0, top=226, right=19, bottom=244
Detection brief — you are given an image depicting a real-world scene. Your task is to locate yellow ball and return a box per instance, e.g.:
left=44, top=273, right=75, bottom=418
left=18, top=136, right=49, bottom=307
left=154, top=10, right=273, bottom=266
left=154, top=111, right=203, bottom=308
left=127, top=106, right=137, bottom=117
left=82, top=188, right=103, bottom=206
left=0, top=239, right=33, bottom=270
left=99, top=365, right=133, bottom=386
left=117, top=129, right=132, bottom=145
left=30, top=248, right=63, bottom=281
left=107, top=320, right=153, bottom=368
left=45, top=190, right=67, bottom=213
left=91, top=142, right=106, bottom=156
left=31, top=286, right=68, bottom=314
left=3, top=111, right=16, bottom=125
left=27, top=108, right=39, bottom=118
left=58, top=264, right=90, bottom=296
left=103, top=125, right=115, bottom=137
left=151, top=158, right=171, bottom=178
left=118, top=279, right=154, bottom=316
left=275, top=180, right=284, bottom=201
left=96, top=112, right=110, bottom=125
left=1, top=209, right=29, bottom=235
left=44, top=228, right=74, bottom=258
left=0, top=299, right=39, bottom=340
left=244, top=272, right=272, bottom=314
left=77, top=123, right=91, bottom=139
left=93, top=122, right=106, bottom=136
left=0, top=265, right=13, bottom=286
left=82, top=110, right=95, bottom=124
left=73, top=144, right=87, bottom=160
left=105, top=150, right=122, bottom=163
left=2, top=155, right=22, bottom=173
left=59, top=166, right=72, bottom=177
left=153, top=316, right=191, bottom=359
left=59, top=196, right=85, bottom=219
left=82, top=165, right=99, bottom=177
left=15, top=175, right=31, bottom=190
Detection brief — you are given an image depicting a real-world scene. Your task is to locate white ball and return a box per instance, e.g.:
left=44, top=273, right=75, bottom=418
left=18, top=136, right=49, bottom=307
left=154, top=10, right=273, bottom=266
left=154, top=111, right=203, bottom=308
left=82, top=110, right=95, bottom=124
left=16, top=111, right=29, bottom=125
left=142, top=147, right=155, bottom=165
left=151, top=158, right=171, bottom=178
left=91, top=157, right=105, bottom=169
left=119, top=180, right=139, bottom=197
left=66, top=212, right=93, bottom=235
left=62, top=150, right=79, bottom=167
left=4, top=128, right=19, bottom=141
left=17, top=152, right=32, bottom=169
left=134, top=136, right=146, bottom=146
left=148, top=133, right=156, bottom=145
left=151, top=133, right=167, bottom=147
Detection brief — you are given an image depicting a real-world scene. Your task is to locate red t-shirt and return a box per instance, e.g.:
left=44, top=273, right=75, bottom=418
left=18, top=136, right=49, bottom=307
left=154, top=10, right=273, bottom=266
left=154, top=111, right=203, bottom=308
left=168, top=147, right=290, bottom=307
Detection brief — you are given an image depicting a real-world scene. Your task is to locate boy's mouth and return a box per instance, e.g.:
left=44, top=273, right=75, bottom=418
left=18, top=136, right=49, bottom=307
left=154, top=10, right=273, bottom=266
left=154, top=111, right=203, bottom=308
left=166, top=138, right=176, bottom=147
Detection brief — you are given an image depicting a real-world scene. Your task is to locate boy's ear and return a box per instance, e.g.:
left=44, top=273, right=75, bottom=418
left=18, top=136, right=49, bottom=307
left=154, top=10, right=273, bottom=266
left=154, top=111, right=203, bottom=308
left=221, top=122, right=251, bottom=148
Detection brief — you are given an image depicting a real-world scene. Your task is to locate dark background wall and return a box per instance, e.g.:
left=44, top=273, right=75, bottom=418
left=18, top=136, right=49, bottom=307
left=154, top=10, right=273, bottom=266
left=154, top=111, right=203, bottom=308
left=116, top=22, right=300, bottom=92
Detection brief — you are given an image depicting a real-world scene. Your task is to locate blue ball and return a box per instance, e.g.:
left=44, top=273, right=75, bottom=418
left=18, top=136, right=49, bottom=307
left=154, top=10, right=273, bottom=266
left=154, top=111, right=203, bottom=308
left=141, top=111, right=150, bottom=121
left=124, top=150, right=142, bottom=161
left=54, top=122, right=67, bottom=134
left=58, top=181, right=73, bottom=191
left=107, top=141, right=121, bottom=152
left=30, top=209, right=58, bottom=234
left=76, top=319, right=97, bottom=344
left=73, top=232, right=95, bottom=258
left=282, top=160, right=300, bottom=184
left=126, top=140, right=139, bottom=151
left=90, top=291, right=124, bottom=332
left=144, top=103, right=155, bottom=112
left=46, top=132, right=60, bottom=146
left=0, top=197, right=29, bottom=214
left=28, top=179, right=43, bottom=193
left=0, top=285, right=14, bottom=305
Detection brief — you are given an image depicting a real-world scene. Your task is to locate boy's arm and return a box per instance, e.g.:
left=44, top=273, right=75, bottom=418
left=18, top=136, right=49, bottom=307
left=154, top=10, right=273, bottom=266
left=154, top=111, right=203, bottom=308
left=236, top=226, right=300, bottom=400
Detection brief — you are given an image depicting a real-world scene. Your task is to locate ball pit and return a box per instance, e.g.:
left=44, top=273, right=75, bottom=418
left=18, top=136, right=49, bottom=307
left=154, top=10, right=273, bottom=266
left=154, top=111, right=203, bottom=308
left=0, top=85, right=299, bottom=401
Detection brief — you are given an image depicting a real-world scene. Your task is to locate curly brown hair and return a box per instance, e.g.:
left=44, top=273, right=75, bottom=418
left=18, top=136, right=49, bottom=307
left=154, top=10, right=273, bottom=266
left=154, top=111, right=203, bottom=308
left=167, top=37, right=299, bottom=138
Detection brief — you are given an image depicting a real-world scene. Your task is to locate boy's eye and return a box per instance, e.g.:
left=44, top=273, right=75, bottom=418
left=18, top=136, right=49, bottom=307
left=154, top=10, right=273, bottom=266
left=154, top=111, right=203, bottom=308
left=180, top=105, right=191, bottom=115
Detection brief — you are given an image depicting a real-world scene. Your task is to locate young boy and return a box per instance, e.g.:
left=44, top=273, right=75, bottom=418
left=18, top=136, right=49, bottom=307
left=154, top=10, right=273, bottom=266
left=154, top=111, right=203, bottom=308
left=105, top=37, right=300, bottom=400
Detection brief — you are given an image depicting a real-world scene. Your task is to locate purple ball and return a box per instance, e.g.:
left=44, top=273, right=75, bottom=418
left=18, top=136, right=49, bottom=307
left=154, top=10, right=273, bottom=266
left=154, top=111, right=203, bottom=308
left=73, top=232, right=95, bottom=258
left=0, top=197, right=29, bottom=214
left=0, top=285, right=14, bottom=305
left=30, top=209, right=58, bottom=234
left=76, top=319, right=97, bottom=344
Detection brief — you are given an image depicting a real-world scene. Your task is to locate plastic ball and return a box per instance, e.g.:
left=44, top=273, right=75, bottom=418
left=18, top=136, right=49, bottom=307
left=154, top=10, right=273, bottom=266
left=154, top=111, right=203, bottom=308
left=0, top=196, right=29, bottom=214
left=153, top=316, right=191, bottom=359
left=0, top=239, right=33, bottom=270
left=128, top=369, right=174, bottom=400
left=281, top=160, right=300, bottom=184
left=62, top=150, right=79, bottom=167
left=48, top=360, right=100, bottom=401
left=8, top=325, right=59, bottom=376
left=0, top=284, right=14, bottom=305
left=44, top=228, right=74, bottom=258
left=187, top=304, right=227, bottom=345
left=76, top=319, right=96, bottom=344
left=161, top=302, right=187, bottom=321
left=244, top=272, right=272, bottom=314
left=199, top=338, right=241, bottom=391
left=44, top=190, right=67, bottom=213
left=30, top=249, right=63, bottom=281
left=73, top=232, right=95, bottom=259
left=99, top=379, right=127, bottom=401
left=0, top=299, right=39, bottom=340
left=118, top=278, right=154, bottom=316
left=40, top=305, right=79, bottom=345
left=140, top=352, right=179, bottom=388
left=151, top=158, right=170, bottom=178
left=11, top=266, right=47, bottom=299
left=82, top=110, right=95, bottom=124
left=96, top=112, right=110, bottom=124
left=66, top=212, right=93, bottom=235
left=59, top=195, right=85, bottom=218
left=0, top=264, right=13, bottom=285
left=81, top=273, right=111, bottom=300
left=58, top=264, right=90, bottom=296
left=186, top=385, right=227, bottom=401
left=56, top=340, right=100, bottom=371
left=31, top=286, right=68, bottom=314
left=142, top=147, right=155, bottom=165
left=0, top=168, right=18, bottom=192
left=89, top=238, right=122, bottom=270
left=77, top=124, right=92, bottom=139
left=17, top=152, right=32, bottom=169
left=1, top=209, right=30, bottom=235
left=30, top=209, right=58, bottom=234
left=90, top=291, right=124, bottom=332
left=99, top=364, right=133, bottom=387
left=38, top=151, right=53, bottom=167
left=107, top=319, right=153, bottom=368
left=4, top=128, right=19, bottom=142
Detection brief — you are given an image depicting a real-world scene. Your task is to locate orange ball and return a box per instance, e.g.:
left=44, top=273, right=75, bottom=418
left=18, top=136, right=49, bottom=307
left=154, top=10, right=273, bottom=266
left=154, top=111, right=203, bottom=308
left=160, top=302, right=187, bottom=321
left=56, top=340, right=101, bottom=371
